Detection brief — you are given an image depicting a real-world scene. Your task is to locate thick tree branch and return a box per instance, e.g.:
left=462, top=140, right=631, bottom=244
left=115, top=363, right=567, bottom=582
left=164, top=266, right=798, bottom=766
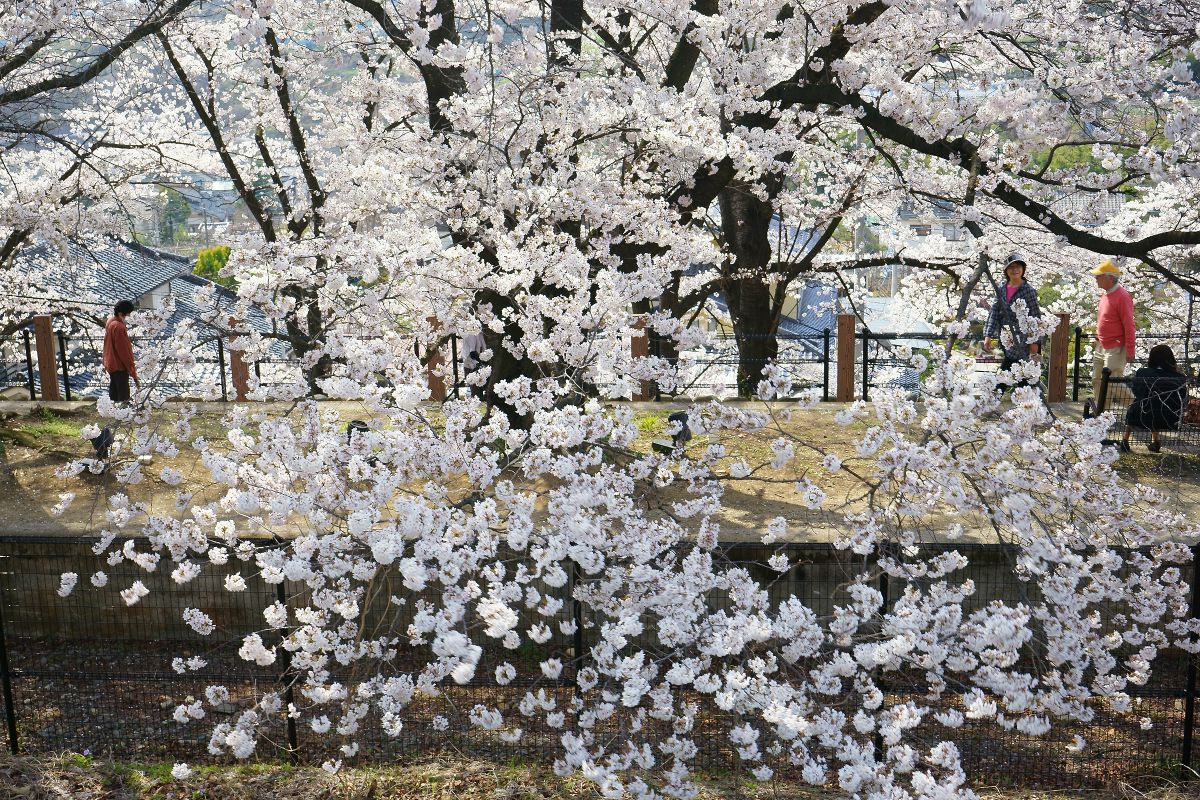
left=0, top=0, right=198, bottom=106
left=341, top=0, right=465, bottom=133
left=262, top=26, right=324, bottom=237
left=157, top=33, right=276, bottom=243
left=662, top=0, right=718, bottom=92
left=0, top=32, right=53, bottom=85
left=768, top=79, right=1200, bottom=287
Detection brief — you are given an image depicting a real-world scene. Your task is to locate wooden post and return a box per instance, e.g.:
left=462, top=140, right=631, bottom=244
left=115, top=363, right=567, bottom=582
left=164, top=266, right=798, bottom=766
left=1047, top=313, right=1070, bottom=403
left=836, top=313, right=856, bottom=402
left=227, top=317, right=250, bottom=402
left=426, top=317, right=447, bottom=402
left=228, top=349, right=250, bottom=401
left=631, top=316, right=651, bottom=401
left=32, top=315, right=60, bottom=401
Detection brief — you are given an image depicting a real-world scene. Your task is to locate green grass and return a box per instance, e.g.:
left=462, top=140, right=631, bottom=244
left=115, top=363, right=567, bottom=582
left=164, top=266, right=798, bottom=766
left=19, top=407, right=83, bottom=438
left=635, top=412, right=665, bottom=437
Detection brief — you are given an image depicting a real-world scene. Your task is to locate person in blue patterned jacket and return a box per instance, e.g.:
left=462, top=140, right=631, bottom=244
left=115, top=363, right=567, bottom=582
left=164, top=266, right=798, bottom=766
left=983, top=254, right=1043, bottom=393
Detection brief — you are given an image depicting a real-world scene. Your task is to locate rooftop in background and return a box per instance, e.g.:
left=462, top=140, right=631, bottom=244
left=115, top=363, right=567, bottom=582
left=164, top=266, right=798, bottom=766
left=2, top=237, right=286, bottom=399
left=8, top=237, right=192, bottom=316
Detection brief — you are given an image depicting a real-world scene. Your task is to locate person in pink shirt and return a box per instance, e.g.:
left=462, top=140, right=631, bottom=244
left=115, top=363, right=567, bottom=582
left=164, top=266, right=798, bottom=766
left=1091, top=260, right=1135, bottom=403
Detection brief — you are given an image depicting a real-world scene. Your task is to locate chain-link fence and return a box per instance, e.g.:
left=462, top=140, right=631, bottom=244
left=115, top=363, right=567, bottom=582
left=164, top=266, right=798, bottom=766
left=0, top=537, right=1195, bottom=787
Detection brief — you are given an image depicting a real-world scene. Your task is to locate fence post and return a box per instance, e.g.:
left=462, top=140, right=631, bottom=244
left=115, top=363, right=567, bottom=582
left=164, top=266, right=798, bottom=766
left=861, top=329, right=870, bottom=402
left=1182, top=544, right=1199, bottom=775
left=0, top=564, right=19, bottom=754
left=56, top=332, right=72, bottom=402
left=836, top=314, right=856, bottom=402
left=426, top=317, right=447, bottom=403
left=32, top=315, right=60, bottom=401
left=570, top=561, right=585, bottom=696
left=216, top=338, right=229, bottom=402
left=1047, top=313, right=1069, bottom=403
left=276, top=580, right=300, bottom=764
left=822, top=328, right=831, bottom=401
left=1080, top=323, right=1089, bottom=400
left=21, top=330, right=35, bottom=400
left=650, top=331, right=663, bottom=401
left=227, top=317, right=250, bottom=402
left=873, top=543, right=891, bottom=759
left=631, top=316, right=651, bottom=402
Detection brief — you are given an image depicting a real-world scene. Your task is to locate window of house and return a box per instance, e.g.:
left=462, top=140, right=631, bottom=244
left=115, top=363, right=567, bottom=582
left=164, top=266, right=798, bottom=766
left=912, top=224, right=931, bottom=237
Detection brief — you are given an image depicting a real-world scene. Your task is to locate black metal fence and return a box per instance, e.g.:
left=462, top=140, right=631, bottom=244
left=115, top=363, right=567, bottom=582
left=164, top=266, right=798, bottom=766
left=645, top=331, right=831, bottom=400
left=0, top=536, right=1195, bottom=787
left=0, top=329, right=303, bottom=402
left=0, top=332, right=37, bottom=399
left=1071, top=329, right=1198, bottom=402
left=1092, top=369, right=1200, bottom=456
left=6, top=325, right=1195, bottom=404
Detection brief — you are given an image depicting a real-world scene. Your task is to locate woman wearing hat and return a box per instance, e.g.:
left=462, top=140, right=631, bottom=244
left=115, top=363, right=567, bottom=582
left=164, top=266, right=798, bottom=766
left=983, top=254, right=1043, bottom=392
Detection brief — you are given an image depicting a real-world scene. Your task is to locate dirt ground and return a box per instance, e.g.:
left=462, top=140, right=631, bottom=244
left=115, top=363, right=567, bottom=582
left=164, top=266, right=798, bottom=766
left=0, top=400, right=861, bottom=542
left=0, top=399, right=1197, bottom=543
left=0, top=752, right=1195, bottom=800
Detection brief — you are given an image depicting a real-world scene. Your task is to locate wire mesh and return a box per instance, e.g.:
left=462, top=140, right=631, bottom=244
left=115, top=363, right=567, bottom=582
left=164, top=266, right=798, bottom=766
left=0, top=536, right=1194, bottom=787
left=0, top=333, right=35, bottom=398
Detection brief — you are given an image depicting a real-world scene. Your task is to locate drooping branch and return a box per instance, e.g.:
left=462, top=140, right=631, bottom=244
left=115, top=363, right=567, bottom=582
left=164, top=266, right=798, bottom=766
left=767, top=79, right=1200, bottom=288
left=806, top=254, right=972, bottom=281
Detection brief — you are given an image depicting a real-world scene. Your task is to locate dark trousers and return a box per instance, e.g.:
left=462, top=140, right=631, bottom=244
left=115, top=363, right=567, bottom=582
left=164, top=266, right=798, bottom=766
left=108, top=370, right=130, bottom=402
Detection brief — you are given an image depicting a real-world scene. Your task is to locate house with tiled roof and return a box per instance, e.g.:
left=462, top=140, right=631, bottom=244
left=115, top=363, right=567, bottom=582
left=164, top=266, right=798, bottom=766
left=6, top=237, right=192, bottom=318
left=1, top=238, right=284, bottom=399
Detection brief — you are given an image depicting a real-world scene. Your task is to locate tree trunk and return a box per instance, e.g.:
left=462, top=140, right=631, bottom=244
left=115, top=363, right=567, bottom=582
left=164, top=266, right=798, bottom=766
left=718, top=178, right=781, bottom=397
left=729, top=281, right=779, bottom=396
left=473, top=289, right=543, bottom=430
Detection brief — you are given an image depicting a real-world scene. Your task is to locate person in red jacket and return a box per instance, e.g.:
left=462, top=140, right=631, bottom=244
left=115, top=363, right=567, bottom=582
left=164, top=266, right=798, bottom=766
left=102, top=299, right=139, bottom=402
left=1091, top=260, right=1136, bottom=403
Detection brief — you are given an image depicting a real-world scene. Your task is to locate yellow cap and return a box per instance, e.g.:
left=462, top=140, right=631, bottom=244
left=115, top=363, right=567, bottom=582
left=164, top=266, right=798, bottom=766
left=1091, top=260, right=1121, bottom=276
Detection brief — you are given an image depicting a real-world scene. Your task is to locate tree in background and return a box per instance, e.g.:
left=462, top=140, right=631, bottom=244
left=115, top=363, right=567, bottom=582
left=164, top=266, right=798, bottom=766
left=194, top=245, right=233, bottom=287
left=157, top=187, right=190, bottom=245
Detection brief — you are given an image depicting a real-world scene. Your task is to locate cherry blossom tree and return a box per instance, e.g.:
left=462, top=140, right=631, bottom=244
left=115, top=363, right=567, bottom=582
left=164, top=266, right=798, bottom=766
left=9, top=1, right=1200, bottom=797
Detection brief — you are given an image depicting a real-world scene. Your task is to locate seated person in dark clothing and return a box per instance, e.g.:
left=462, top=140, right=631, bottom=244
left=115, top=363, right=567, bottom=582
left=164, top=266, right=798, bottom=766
left=1121, top=344, right=1188, bottom=453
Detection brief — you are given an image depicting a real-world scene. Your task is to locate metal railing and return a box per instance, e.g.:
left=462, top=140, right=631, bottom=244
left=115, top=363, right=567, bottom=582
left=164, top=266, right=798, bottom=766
left=7, top=325, right=1195, bottom=406
left=858, top=331, right=1006, bottom=401
left=0, top=331, right=37, bottom=400
left=1072, top=329, right=1198, bottom=402
left=647, top=331, right=831, bottom=400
